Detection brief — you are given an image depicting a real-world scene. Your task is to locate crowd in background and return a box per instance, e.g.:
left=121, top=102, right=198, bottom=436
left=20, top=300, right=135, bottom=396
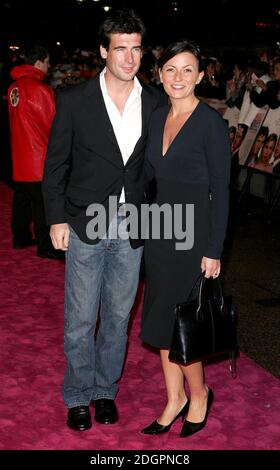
left=1, top=43, right=280, bottom=189
left=1, top=43, right=280, bottom=102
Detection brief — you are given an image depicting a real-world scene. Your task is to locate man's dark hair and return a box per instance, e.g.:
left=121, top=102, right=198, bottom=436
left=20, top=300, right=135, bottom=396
left=99, top=7, right=145, bottom=49
left=23, top=44, right=49, bottom=66
left=158, top=40, right=203, bottom=72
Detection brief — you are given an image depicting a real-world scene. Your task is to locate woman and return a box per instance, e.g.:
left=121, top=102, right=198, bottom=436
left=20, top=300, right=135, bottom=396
left=195, top=58, right=226, bottom=100
left=249, top=58, right=280, bottom=110
left=272, top=137, right=280, bottom=174
left=250, top=133, right=277, bottom=173
left=140, top=40, right=231, bottom=437
left=225, top=61, right=247, bottom=109
left=245, top=126, right=269, bottom=167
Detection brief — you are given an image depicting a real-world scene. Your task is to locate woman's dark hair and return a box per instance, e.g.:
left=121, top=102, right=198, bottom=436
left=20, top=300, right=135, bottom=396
left=158, top=40, right=203, bottom=72
left=99, top=8, right=145, bottom=49
left=257, top=126, right=269, bottom=139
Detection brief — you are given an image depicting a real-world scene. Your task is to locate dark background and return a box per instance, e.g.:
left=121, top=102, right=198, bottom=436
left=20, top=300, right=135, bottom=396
left=0, top=0, right=280, bottom=52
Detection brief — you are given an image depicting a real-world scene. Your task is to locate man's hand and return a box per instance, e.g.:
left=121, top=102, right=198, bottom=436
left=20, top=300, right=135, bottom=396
left=50, top=223, right=70, bottom=251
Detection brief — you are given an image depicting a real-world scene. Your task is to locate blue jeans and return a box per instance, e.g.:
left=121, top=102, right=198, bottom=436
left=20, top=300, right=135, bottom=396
left=62, top=214, right=143, bottom=408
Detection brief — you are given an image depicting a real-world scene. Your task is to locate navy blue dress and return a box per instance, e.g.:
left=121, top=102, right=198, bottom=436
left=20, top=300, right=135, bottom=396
left=140, top=102, right=231, bottom=349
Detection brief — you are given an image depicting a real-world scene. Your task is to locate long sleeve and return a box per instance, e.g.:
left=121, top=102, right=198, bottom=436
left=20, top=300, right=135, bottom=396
left=32, top=85, right=55, bottom=139
left=204, top=114, right=231, bottom=259
left=42, top=90, right=73, bottom=225
left=143, top=115, right=157, bottom=203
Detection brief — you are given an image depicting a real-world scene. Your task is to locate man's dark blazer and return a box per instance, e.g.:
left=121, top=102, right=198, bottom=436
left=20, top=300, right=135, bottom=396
left=42, top=75, right=166, bottom=247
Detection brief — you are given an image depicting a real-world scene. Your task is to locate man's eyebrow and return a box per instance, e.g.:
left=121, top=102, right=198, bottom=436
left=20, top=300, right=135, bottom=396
left=113, top=45, right=142, bottom=49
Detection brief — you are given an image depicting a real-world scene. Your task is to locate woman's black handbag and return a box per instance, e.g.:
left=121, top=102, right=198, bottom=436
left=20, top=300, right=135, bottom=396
left=168, top=275, right=238, bottom=377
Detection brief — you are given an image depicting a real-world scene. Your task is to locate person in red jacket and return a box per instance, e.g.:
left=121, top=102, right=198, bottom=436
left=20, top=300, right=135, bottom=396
left=8, top=44, right=64, bottom=259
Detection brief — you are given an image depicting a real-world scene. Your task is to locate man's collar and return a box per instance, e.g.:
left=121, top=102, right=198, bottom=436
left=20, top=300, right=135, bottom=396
left=99, top=67, right=142, bottom=97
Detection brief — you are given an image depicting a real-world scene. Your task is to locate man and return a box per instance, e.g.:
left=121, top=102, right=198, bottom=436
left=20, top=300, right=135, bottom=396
left=42, top=8, right=166, bottom=431
left=0, top=49, right=24, bottom=186
left=8, top=44, right=63, bottom=259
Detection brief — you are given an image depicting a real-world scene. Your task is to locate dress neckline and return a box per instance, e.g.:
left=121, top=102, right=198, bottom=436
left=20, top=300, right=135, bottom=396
left=162, top=101, right=201, bottom=158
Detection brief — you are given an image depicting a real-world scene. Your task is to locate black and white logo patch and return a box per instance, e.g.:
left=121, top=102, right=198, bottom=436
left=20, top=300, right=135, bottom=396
left=10, top=87, right=19, bottom=107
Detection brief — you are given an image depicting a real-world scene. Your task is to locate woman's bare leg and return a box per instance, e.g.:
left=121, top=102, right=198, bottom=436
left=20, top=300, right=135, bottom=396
left=180, top=361, right=209, bottom=423
left=157, top=349, right=188, bottom=425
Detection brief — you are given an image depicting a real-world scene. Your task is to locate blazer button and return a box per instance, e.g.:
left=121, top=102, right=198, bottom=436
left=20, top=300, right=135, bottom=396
left=123, top=168, right=128, bottom=173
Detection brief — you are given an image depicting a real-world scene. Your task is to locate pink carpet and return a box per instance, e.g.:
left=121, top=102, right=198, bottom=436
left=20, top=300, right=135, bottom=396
left=0, top=182, right=279, bottom=450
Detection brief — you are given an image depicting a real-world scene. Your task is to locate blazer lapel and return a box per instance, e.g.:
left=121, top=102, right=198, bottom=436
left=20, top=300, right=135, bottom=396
left=141, top=86, right=155, bottom=138
left=83, top=77, right=124, bottom=167
left=95, top=84, right=121, bottom=151
left=83, top=78, right=154, bottom=167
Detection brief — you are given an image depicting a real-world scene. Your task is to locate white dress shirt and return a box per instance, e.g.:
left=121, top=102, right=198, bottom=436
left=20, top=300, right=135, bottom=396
left=99, top=68, right=142, bottom=202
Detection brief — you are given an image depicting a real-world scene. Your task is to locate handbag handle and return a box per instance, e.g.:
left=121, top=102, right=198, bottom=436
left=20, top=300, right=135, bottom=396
left=196, top=275, right=225, bottom=315
left=193, top=275, right=237, bottom=378
left=199, top=276, right=237, bottom=378
left=181, top=274, right=237, bottom=378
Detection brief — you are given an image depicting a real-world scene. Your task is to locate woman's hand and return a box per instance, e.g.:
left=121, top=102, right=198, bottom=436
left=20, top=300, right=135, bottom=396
left=201, top=256, right=221, bottom=278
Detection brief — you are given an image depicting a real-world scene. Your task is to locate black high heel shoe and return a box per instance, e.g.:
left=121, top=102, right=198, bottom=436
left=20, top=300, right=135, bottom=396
left=180, top=388, right=214, bottom=438
left=141, top=400, right=189, bottom=435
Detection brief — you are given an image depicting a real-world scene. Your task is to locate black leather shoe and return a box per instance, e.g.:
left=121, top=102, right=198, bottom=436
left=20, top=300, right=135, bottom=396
left=13, top=238, right=36, bottom=249
left=141, top=400, right=189, bottom=435
left=37, top=248, right=65, bottom=260
left=67, top=405, right=92, bottom=431
left=180, top=388, right=214, bottom=438
left=92, top=399, right=118, bottom=424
